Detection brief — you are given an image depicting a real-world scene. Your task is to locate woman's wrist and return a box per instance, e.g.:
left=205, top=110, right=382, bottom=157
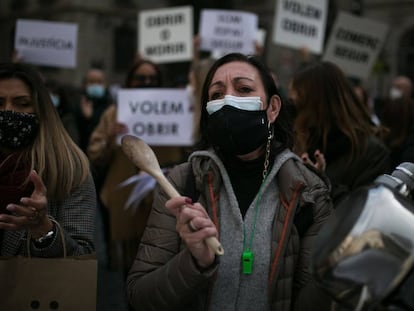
left=194, top=255, right=219, bottom=273
left=30, top=217, right=53, bottom=239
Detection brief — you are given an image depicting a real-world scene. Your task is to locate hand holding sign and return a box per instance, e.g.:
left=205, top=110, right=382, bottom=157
left=322, top=12, right=389, bottom=80
left=199, top=9, right=258, bottom=55
left=272, top=0, right=328, bottom=54
left=139, top=6, right=193, bottom=64
left=14, top=19, right=78, bottom=68
left=117, top=88, right=194, bottom=146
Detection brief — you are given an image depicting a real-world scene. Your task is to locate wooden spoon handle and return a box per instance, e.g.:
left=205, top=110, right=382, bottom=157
left=120, top=134, right=224, bottom=256
left=157, top=173, right=224, bottom=256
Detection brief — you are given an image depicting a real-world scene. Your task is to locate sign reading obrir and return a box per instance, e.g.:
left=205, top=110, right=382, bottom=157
left=117, top=89, right=194, bottom=146
left=128, top=100, right=184, bottom=136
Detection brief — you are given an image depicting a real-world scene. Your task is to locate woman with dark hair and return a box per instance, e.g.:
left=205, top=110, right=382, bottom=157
left=289, top=61, right=391, bottom=204
left=197, top=54, right=294, bottom=155
left=88, top=58, right=184, bottom=273
left=0, top=62, right=95, bottom=256
left=124, top=59, right=163, bottom=88
left=127, top=53, right=333, bottom=310
left=381, top=96, right=414, bottom=167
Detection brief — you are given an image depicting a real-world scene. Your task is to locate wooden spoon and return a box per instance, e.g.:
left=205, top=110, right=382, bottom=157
left=121, top=134, right=224, bottom=256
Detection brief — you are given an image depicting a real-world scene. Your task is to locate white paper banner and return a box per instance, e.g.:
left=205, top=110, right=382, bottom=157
left=199, top=9, right=258, bottom=55
left=138, top=6, right=193, bottom=64
left=117, top=89, right=194, bottom=146
left=272, top=0, right=328, bottom=54
left=14, top=19, right=78, bottom=68
left=322, top=12, right=389, bottom=79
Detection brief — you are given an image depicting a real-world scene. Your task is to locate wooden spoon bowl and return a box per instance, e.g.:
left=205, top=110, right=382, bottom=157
left=121, top=134, right=224, bottom=256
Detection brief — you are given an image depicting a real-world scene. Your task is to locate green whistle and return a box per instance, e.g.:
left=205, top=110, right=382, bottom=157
left=242, top=251, right=254, bottom=274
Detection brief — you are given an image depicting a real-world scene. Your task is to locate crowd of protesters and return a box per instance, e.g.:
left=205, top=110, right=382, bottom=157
left=2, top=34, right=414, bottom=310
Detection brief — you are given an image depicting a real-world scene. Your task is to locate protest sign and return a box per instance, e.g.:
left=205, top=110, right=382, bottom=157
left=14, top=19, right=78, bottom=68
left=139, top=6, right=193, bottom=64
left=199, top=9, right=258, bottom=55
left=272, top=0, right=328, bottom=54
left=323, top=12, right=389, bottom=79
left=117, top=89, right=194, bottom=146
left=210, top=28, right=266, bottom=59
left=256, top=28, right=267, bottom=48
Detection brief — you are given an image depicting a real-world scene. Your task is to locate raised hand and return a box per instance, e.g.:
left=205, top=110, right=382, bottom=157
left=0, top=170, right=52, bottom=238
left=166, top=196, right=217, bottom=268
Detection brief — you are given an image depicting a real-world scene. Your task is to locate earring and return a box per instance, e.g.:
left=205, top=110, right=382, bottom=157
left=267, top=122, right=274, bottom=139
left=263, top=122, right=273, bottom=180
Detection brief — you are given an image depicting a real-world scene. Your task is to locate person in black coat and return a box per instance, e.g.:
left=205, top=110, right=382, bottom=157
left=76, top=67, right=112, bottom=153
left=381, top=96, right=414, bottom=167
left=288, top=61, right=392, bottom=205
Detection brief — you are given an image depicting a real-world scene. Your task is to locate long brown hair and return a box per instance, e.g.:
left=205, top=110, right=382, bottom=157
left=124, top=59, right=162, bottom=88
left=290, top=61, right=378, bottom=161
left=382, top=96, right=414, bottom=149
left=0, top=63, right=90, bottom=200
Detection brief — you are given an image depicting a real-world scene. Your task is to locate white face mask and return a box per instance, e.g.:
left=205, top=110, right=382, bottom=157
left=206, top=95, right=263, bottom=115
left=389, top=87, right=403, bottom=100
left=86, top=84, right=105, bottom=99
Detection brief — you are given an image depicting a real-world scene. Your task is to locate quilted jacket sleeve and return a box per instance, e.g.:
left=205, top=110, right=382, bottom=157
left=278, top=160, right=332, bottom=310
left=290, top=162, right=334, bottom=310
left=126, top=163, right=217, bottom=311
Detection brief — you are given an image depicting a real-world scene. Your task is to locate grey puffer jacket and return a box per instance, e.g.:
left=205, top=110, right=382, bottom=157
left=127, top=149, right=333, bottom=311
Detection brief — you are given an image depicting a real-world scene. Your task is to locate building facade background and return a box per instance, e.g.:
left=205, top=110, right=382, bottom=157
left=0, top=0, right=413, bottom=96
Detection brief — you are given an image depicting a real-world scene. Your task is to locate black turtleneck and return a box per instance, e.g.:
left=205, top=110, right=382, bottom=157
left=223, top=152, right=272, bottom=218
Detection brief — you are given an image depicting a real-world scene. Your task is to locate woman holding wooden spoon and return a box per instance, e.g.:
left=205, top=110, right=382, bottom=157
left=127, top=53, right=333, bottom=311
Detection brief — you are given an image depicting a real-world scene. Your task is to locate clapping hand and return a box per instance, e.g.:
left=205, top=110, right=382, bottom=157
left=301, top=149, right=326, bottom=172
left=0, top=171, right=52, bottom=238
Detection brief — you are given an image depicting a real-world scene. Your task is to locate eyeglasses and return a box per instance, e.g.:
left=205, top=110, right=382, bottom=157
left=132, top=74, right=159, bottom=85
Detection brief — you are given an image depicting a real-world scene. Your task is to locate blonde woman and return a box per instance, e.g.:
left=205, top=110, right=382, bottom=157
left=0, top=62, right=95, bottom=257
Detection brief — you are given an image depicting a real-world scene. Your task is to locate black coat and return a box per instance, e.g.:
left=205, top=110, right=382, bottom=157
left=394, top=126, right=414, bottom=167
left=309, top=131, right=392, bottom=205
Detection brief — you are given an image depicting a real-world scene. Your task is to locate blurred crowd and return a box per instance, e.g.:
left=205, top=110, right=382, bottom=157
left=4, top=34, right=414, bottom=310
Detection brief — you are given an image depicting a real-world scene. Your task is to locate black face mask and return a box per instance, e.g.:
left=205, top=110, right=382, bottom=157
left=207, top=105, right=269, bottom=156
left=0, top=110, right=39, bottom=149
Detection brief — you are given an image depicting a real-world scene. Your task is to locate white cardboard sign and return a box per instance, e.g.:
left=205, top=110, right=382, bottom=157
left=199, top=9, right=258, bottom=55
left=322, top=12, right=389, bottom=79
left=14, top=19, right=78, bottom=68
left=117, top=89, right=194, bottom=146
left=272, top=0, right=328, bottom=54
left=138, top=6, right=193, bottom=64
